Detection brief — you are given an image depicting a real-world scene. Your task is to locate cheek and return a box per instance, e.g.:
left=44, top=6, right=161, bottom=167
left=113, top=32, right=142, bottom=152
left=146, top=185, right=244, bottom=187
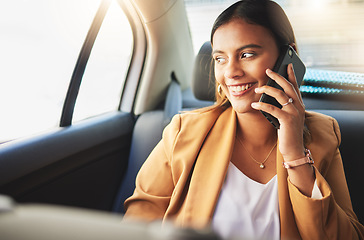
left=244, top=62, right=268, bottom=79
left=214, top=65, right=224, bottom=84
left=249, top=58, right=276, bottom=80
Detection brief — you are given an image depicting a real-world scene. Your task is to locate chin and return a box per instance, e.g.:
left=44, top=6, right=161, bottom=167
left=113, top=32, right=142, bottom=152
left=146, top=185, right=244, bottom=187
left=231, top=103, right=254, bottom=114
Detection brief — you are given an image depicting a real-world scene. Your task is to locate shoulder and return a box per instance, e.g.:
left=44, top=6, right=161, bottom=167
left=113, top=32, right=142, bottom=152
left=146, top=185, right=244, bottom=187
left=180, top=105, right=226, bottom=121
left=305, top=111, right=341, bottom=149
left=305, top=111, right=341, bottom=147
left=166, top=106, right=227, bottom=134
left=305, top=111, right=341, bottom=145
left=161, top=106, right=229, bottom=152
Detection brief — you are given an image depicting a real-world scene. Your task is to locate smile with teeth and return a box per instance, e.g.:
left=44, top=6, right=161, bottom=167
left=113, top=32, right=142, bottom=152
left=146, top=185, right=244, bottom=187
left=229, top=83, right=254, bottom=93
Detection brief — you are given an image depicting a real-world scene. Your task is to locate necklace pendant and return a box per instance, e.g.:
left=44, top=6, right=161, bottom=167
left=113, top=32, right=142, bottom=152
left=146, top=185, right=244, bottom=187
left=260, top=163, right=265, bottom=169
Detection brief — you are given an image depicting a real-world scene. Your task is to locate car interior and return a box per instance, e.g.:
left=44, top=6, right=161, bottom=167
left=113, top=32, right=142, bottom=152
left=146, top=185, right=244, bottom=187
left=0, top=0, right=364, bottom=239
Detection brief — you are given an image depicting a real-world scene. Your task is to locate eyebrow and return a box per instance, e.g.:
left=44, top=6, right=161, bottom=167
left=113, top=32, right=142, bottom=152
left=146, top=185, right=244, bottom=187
left=212, top=44, right=263, bottom=55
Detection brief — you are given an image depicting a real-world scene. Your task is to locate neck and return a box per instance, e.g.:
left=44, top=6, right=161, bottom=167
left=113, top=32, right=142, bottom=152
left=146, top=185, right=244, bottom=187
left=236, top=111, right=277, bottom=147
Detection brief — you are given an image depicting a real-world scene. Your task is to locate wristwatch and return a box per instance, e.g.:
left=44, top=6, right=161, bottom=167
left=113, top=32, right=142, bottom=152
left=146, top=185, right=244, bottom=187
left=283, top=148, right=314, bottom=169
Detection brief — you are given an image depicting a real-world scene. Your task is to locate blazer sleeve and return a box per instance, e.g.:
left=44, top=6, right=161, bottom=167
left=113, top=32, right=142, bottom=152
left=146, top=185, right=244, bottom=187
left=287, top=117, right=364, bottom=239
left=123, top=114, right=181, bottom=222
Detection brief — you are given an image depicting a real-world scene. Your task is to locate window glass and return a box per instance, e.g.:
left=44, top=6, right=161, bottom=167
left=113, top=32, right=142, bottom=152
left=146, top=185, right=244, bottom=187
left=0, top=0, right=100, bottom=143
left=72, top=1, right=133, bottom=122
left=185, top=0, right=364, bottom=73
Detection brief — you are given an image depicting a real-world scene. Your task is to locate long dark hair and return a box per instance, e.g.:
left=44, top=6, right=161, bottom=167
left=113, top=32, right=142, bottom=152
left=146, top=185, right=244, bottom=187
left=211, top=0, right=296, bottom=48
left=209, top=0, right=297, bottom=108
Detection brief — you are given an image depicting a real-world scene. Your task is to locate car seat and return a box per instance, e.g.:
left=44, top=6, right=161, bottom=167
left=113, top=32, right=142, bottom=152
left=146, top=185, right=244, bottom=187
left=113, top=78, right=182, bottom=213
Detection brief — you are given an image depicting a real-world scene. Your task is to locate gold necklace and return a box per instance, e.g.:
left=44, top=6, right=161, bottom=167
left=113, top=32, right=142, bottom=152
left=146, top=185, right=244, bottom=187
left=236, top=136, right=277, bottom=169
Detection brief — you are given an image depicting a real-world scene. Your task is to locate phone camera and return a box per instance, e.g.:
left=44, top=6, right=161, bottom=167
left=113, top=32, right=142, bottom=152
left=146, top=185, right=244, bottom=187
left=288, top=49, right=293, bottom=57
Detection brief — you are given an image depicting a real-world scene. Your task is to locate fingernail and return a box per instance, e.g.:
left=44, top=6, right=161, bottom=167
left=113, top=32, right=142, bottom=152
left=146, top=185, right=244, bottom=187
left=266, top=69, right=272, bottom=74
left=255, top=88, right=262, bottom=93
left=251, top=102, right=259, bottom=108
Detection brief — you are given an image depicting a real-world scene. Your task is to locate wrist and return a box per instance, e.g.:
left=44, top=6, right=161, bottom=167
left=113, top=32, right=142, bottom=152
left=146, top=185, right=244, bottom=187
left=282, top=147, right=306, bottom=162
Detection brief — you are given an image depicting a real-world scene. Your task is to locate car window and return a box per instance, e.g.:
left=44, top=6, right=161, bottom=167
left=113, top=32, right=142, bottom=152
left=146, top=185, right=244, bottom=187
left=0, top=0, right=133, bottom=143
left=72, top=1, right=133, bottom=123
left=185, top=0, right=364, bottom=73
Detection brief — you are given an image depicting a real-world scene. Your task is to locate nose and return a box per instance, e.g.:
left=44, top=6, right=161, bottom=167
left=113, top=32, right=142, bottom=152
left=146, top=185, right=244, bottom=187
left=224, top=59, right=244, bottom=80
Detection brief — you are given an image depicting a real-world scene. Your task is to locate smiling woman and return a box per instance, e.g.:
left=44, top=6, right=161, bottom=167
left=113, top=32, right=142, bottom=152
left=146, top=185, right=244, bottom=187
left=0, top=0, right=133, bottom=143
left=123, top=1, right=364, bottom=239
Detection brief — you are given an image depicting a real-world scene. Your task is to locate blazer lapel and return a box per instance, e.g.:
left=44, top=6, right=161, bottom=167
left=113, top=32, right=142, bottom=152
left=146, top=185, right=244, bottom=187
left=183, top=107, right=237, bottom=227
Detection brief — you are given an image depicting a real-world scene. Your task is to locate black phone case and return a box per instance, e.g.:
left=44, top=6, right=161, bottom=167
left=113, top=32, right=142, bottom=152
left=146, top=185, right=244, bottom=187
left=259, top=45, right=306, bottom=128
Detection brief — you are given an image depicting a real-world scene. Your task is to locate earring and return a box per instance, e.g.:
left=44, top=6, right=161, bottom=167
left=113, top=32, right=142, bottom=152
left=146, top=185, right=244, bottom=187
left=217, top=84, right=222, bottom=96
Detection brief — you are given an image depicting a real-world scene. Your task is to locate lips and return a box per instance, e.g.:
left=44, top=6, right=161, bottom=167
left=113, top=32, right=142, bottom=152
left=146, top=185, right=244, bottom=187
left=228, top=83, right=255, bottom=95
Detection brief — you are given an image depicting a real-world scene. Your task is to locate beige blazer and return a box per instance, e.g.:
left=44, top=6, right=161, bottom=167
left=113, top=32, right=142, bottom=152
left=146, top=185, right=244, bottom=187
left=124, top=106, right=364, bottom=239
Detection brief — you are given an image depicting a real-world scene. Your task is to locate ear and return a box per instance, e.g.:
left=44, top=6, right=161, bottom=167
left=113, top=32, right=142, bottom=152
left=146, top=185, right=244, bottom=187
left=289, top=43, right=297, bottom=52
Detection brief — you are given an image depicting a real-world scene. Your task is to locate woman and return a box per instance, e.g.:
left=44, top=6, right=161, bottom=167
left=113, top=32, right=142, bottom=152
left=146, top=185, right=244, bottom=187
left=124, top=0, right=364, bottom=239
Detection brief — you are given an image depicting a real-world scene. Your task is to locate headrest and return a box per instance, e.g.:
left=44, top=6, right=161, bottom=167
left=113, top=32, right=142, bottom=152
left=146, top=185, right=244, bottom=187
left=192, top=41, right=216, bottom=101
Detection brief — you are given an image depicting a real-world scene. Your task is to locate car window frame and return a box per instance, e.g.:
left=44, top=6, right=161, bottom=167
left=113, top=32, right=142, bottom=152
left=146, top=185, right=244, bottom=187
left=118, top=0, right=147, bottom=114
left=60, top=0, right=146, bottom=127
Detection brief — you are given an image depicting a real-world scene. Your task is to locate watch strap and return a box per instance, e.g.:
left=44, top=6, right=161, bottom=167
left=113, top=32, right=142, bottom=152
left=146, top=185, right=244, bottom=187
left=283, top=149, right=314, bottom=169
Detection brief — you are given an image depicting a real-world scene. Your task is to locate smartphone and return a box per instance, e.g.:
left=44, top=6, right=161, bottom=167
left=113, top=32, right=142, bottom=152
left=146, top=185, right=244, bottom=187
left=259, top=45, right=306, bottom=129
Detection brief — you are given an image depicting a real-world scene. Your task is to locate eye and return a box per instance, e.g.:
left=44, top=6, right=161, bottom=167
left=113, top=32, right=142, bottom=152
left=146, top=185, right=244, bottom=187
left=214, top=56, right=227, bottom=64
left=241, top=52, right=255, bottom=59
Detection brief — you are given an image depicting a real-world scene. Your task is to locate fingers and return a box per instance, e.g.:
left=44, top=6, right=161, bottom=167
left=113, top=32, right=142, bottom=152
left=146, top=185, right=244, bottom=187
left=255, top=86, right=297, bottom=110
left=252, top=65, right=306, bottom=121
left=251, top=98, right=296, bottom=122
left=266, top=64, right=296, bottom=89
left=281, top=97, right=293, bottom=107
left=265, top=65, right=304, bottom=106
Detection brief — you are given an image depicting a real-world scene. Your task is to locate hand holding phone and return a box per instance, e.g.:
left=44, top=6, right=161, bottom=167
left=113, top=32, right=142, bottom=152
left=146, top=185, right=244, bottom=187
left=259, top=45, right=306, bottom=128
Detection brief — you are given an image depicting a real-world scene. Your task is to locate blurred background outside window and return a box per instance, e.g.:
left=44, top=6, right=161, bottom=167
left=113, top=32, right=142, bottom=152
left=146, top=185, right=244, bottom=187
left=0, top=0, right=133, bottom=143
left=185, top=0, right=364, bottom=73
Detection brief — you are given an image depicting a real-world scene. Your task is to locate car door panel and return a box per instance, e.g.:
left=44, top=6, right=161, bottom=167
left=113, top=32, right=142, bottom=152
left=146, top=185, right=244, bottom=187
left=0, top=112, right=134, bottom=211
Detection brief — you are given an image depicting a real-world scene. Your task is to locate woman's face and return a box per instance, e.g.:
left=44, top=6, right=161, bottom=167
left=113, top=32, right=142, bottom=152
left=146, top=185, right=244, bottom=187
left=212, top=18, right=280, bottom=115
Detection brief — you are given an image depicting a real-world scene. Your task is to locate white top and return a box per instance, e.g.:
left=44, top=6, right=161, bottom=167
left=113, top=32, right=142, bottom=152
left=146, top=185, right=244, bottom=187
left=212, top=162, right=323, bottom=239
left=212, top=162, right=280, bottom=240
